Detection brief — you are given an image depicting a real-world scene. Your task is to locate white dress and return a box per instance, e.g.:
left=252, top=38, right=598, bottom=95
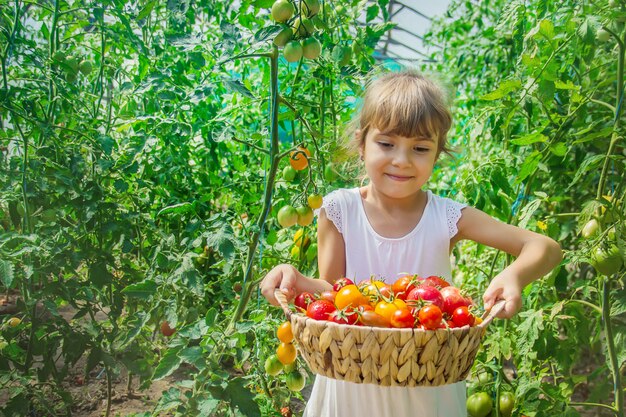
left=304, top=187, right=468, bottom=417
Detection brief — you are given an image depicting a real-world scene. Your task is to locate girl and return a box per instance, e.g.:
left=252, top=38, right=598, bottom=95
left=260, top=69, right=562, bottom=417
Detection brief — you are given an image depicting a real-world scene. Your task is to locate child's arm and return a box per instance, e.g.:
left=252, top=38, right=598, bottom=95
left=260, top=210, right=343, bottom=306
left=455, top=206, right=563, bottom=318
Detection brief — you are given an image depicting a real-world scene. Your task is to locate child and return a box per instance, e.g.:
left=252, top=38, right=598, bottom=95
left=260, top=69, right=562, bottom=417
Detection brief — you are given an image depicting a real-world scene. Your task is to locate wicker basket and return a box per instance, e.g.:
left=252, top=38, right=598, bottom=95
left=275, top=289, right=505, bottom=387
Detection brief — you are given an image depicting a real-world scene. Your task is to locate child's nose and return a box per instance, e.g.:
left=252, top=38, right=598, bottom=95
left=392, top=149, right=411, bottom=166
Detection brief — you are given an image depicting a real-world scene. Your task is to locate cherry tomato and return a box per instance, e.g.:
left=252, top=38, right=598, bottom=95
left=332, top=277, right=354, bottom=292
left=294, top=292, right=314, bottom=311
left=319, top=290, right=337, bottom=303
left=422, top=275, right=450, bottom=288
left=498, top=391, right=515, bottom=417
left=277, top=321, right=294, bottom=343
left=440, top=286, right=472, bottom=315
left=452, top=306, right=475, bottom=327
left=264, top=354, right=284, bottom=376
left=466, top=391, right=492, bottom=417
left=418, top=305, right=443, bottom=330
left=306, top=299, right=336, bottom=320
left=276, top=342, right=297, bottom=365
left=358, top=310, right=390, bottom=327
left=334, top=284, right=368, bottom=309
left=374, top=299, right=407, bottom=322
left=406, top=285, right=444, bottom=310
left=329, top=307, right=359, bottom=325
left=390, top=308, right=415, bottom=328
left=391, top=275, right=420, bottom=300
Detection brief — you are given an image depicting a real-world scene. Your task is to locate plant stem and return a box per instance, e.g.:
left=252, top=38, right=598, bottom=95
left=602, top=277, right=624, bottom=417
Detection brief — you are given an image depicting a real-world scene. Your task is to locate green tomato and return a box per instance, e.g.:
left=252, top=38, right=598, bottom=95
left=65, top=55, right=79, bottom=73
left=282, top=165, right=297, bottom=182
left=498, top=392, right=515, bottom=417
left=277, top=205, right=298, bottom=228
left=324, top=163, right=337, bottom=182
left=332, top=45, right=352, bottom=67
left=79, top=60, right=93, bottom=75
left=294, top=18, right=315, bottom=37
left=285, top=369, right=306, bottom=391
left=52, top=51, right=66, bottom=63
left=264, top=354, right=284, bottom=376
left=581, top=219, right=599, bottom=239
left=302, top=37, right=322, bottom=59
left=283, top=362, right=297, bottom=373
left=273, top=25, right=293, bottom=47
left=591, top=245, right=623, bottom=275
left=302, top=0, right=320, bottom=17
left=467, top=392, right=493, bottom=417
left=305, top=243, right=317, bottom=262
left=283, top=41, right=303, bottom=63
left=296, top=206, right=314, bottom=226
left=597, top=29, right=611, bottom=42
left=271, top=0, right=295, bottom=23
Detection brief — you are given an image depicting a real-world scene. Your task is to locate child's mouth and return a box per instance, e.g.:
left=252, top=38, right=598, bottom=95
left=385, top=174, right=413, bottom=181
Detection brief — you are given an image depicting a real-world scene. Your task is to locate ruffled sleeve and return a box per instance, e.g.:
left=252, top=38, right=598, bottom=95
left=446, top=199, right=467, bottom=239
left=318, top=190, right=343, bottom=234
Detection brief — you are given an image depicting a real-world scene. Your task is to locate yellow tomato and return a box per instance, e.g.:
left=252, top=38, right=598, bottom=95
left=277, top=321, right=294, bottom=343
left=276, top=342, right=297, bottom=365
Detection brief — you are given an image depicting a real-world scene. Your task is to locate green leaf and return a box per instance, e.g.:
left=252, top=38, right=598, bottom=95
left=481, top=79, right=521, bottom=100
left=157, top=202, right=195, bottom=217
left=121, top=280, right=158, bottom=299
left=89, top=262, right=113, bottom=287
left=153, top=387, right=183, bottom=413
left=569, top=154, right=605, bottom=187
left=0, top=260, right=15, bottom=289
left=510, top=132, right=547, bottom=146
left=514, top=150, right=542, bottom=185
left=137, top=1, right=156, bottom=20
left=366, top=5, right=379, bottom=22
left=153, top=348, right=183, bottom=380
left=226, top=377, right=260, bottom=417
left=197, top=396, right=221, bottom=415
left=549, top=142, right=568, bottom=156
left=518, top=198, right=542, bottom=229
left=223, top=78, right=255, bottom=99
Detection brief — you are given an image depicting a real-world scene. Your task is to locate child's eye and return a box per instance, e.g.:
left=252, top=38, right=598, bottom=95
left=414, top=147, right=430, bottom=152
left=377, top=142, right=393, bottom=148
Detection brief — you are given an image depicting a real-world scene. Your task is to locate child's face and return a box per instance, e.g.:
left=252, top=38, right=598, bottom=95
left=359, top=128, right=438, bottom=200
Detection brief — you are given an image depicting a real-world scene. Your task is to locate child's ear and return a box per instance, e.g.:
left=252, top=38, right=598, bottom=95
left=355, top=129, right=364, bottom=157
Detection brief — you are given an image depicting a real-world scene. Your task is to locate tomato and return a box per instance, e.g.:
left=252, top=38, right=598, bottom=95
left=581, top=219, right=599, bottom=239
left=390, top=308, right=415, bottom=328
left=302, top=37, right=322, bottom=59
left=452, top=306, right=475, bottom=327
left=392, top=275, right=419, bottom=300
left=271, top=0, right=295, bottom=22
left=440, top=286, right=471, bottom=315
left=499, top=391, right=515, bottom=417
left=294, top=292, right=314, bottom=311
left=296, top=206, right=314, bottom=226
left=361, top=280, right=386, bottom=301
left=160, top=321, right=175, bottom=337
left=78, top=60, right=92, bottom=75
left=302, top=0, right=320, bottom=16
left=332, top=277, right=354, bottom=292
left=590, top=245, right=623, bottom=275
left=406, top=285, right=444, bottom=310
left=289, top=146, right=310, bottom=170
left=597, top=28, right=611, bottom=42
left=358, top=310, right=390, bottom=327
left=285, top=369, right=306, bottom=391
left=281, top=406, right=292, bottom=417
left=283, top=41, right=303, bottom=63
left=264, top=354, right=284, bottom=376
left=324, top=163, right=337, bottom=182
left=7, top=317, right=21, bottom=328
left=418, top=305, right=443, bottom=330
left=307, top=194, right=323, bottom=209
left=277, top=205, right=298, bottom=228
left=422, top=275, right=450, bottom=288
left=375, top=300, right=406, bottom=322
left=335, top=284, right=368, bottom=309
left=318, top=290, right=337, bottom=303
left=466, top=391, right=493, bottom=417
left=330, top=308, right=359, bottom=325
left=276, top=342, right=297, bottom=365
left=282, top=165, right=297, bottom=181
left=273, top=25, right=293, bottom=48
left=306, top=299, right=335, bottom=320
left=293, top=228, right=310, bottom=248
left=277, top=321, right=294, bottom=343
left=305, top=243, right=317, bottom=262
left=294, top=18, right=314, bottom=37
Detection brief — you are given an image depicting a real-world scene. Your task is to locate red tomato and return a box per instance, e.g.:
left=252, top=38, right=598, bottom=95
left=329, top=307, right=359, bottom=325
left=440, top=286, right=471, bottom=315
left=392, top=275, right=420, bottom=300
left=390, top=308, right=415, bottom=328
left=418, top=305, right=443, bottom=330
left=422, top=275, right=450, bottom=288
left=332, top=277, right=355, bottom=292
left=306, top=299, right=336, bottom=320
left=358, top=310, right=390, bottom=327
left=452, top=306, right=475, bottom=327
left=406, top=285, right=444, bottom=310
left=335, top=284, right=368, bottom=309
left=294, top=292, right=314, bottom=311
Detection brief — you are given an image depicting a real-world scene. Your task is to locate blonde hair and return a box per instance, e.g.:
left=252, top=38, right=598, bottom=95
left=346, top=69, right=453, bottom=157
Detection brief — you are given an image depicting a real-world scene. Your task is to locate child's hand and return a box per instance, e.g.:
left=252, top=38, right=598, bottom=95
left=482, top=273, right=523, bottom=319
left=260, top=264, right=301, bottom=306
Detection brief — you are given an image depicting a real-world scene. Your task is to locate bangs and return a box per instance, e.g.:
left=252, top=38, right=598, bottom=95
left=359, top=71, right=452, bottom=150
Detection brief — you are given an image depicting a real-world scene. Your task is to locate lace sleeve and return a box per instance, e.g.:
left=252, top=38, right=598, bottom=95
left=446, top=199, right=467, bottom=238
left=317, top=190, right=343, bottom=234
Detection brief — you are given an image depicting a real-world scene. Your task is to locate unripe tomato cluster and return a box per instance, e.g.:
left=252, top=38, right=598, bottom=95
left=51, top=51, right=93, bottom=83
left=270, top=0, right=323, bottom=62
left=264, top=321, right=307, bottom=391
left=466, top=390, right=515, bottom=417
left=580, top=195, right=624, bottom=277
left=293, top=275, right=481, bottom=330
left=291, top=228, right=317, bottom=262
